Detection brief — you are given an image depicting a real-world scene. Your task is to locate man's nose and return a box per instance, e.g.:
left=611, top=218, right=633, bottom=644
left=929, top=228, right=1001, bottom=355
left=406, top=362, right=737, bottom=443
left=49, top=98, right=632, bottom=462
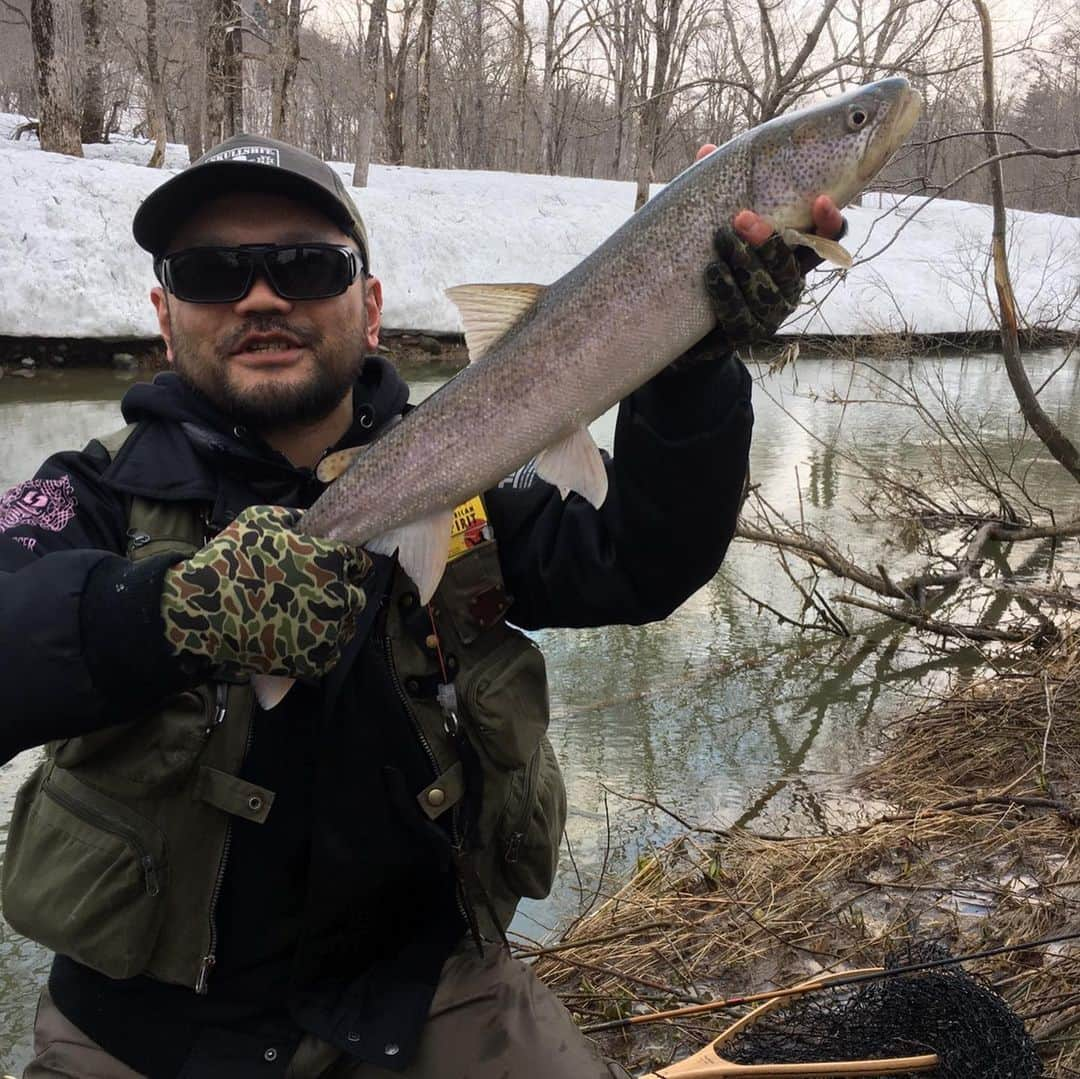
left=233, top=271, right=293, bottom=315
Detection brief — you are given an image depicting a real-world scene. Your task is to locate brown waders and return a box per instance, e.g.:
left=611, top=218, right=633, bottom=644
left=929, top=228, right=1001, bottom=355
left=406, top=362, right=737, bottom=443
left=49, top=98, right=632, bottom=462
left=25, top=946, right=631, bottom=1079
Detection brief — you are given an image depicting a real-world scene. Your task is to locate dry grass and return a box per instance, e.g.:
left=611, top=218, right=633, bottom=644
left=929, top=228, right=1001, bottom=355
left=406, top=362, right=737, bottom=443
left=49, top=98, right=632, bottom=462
left=535, top=636, right=1080, bottom=1076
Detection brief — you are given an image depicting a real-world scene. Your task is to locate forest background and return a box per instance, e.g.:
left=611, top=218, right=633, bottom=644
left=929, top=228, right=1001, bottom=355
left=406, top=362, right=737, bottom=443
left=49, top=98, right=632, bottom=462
left=1, top=0, right=1078, bottom=217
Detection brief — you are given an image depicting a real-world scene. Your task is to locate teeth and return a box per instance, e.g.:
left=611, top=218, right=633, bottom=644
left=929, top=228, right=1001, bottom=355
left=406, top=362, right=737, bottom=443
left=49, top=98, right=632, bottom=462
left=246, top=342, right=293, bottom=352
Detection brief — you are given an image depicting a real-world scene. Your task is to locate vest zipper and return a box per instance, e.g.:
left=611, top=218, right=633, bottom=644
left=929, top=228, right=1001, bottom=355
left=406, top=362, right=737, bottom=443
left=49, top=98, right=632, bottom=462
left=382, top=634, right=469, bottom=924
left=383, top=635, right=441, bottom=781
left=43, top=781, right=160, bottom=896
left=197, top=685, right=254, bottom=995
left=504, top=747, right=542, bottom=864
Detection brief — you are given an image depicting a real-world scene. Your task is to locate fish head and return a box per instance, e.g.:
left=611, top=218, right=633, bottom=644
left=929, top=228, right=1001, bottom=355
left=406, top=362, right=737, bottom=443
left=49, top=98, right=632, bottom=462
left=742, top=77, right=922, bottom=231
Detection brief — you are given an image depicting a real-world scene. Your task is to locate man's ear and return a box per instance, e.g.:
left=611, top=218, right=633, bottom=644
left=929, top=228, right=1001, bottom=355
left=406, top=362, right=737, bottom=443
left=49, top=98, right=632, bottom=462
left=150, top=286, right=175, bottom=363
left=362, top=276, right=383, bottom=352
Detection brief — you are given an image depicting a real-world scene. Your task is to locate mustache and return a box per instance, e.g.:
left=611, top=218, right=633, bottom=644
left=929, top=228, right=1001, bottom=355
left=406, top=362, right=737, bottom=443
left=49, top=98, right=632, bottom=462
left=219, top=317, right=318, bottom=356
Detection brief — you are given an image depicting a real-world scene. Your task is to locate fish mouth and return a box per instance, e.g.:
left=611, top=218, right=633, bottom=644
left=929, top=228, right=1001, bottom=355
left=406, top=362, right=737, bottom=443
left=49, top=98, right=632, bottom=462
left=859, top=81, right=922, bottom=183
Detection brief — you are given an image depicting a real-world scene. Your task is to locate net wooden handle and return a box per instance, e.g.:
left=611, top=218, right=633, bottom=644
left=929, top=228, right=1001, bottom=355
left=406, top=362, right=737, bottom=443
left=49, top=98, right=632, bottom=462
left=644, top=1053, right=939, bottom=1077
left=640, top=968, right=940, bottom=1078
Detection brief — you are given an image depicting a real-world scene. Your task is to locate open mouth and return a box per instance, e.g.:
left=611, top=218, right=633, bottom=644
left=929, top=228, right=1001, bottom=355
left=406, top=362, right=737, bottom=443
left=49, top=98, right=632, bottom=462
left=230, top=332, right=306, bottom=363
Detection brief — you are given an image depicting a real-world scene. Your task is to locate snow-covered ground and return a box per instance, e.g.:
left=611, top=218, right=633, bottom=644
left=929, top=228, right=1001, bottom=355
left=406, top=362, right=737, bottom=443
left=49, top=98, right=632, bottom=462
left=1, top=113, right=1077, bottom=339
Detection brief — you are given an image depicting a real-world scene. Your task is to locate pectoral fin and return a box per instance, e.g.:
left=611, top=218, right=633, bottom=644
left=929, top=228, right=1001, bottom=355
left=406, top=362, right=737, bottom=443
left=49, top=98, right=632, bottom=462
left=367, top=508, right=455, bottom=604
left=534, top=427, right=609, bottom=507
left=781, top=228, right=853, bottom=268
left=316, top=446, right=364, bottom=484
left=445, top=283, right=547, bottom=361
left=252, top=673, right=295, bottom=711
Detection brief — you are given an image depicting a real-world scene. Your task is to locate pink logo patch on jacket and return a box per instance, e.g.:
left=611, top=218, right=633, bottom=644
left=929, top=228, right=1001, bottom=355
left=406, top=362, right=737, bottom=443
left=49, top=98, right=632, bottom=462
left=0, top=476, right=78, bottom=534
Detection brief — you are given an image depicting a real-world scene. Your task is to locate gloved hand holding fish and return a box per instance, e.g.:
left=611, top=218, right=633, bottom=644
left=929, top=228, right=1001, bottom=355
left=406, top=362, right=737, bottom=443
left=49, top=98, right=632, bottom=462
left=253, top=77, right=921, bottom=709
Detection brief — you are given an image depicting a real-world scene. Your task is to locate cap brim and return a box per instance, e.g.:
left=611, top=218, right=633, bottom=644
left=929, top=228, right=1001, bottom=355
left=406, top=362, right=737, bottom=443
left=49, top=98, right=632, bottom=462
left=133, top=161, right=361, bottom=256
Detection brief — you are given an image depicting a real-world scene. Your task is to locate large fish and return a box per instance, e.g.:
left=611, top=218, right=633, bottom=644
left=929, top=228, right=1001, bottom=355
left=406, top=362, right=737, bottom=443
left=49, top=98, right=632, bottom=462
left=255, top=77, right=921, bottom=708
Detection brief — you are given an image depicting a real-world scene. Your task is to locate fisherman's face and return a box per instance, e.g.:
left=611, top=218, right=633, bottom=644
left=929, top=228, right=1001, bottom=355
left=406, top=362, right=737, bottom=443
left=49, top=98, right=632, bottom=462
left=150, top=191, right=382, bottom=432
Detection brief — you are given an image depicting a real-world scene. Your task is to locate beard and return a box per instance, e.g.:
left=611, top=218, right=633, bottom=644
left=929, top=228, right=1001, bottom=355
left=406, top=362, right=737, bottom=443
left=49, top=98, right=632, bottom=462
left=169, top=312, right=365, bottom=431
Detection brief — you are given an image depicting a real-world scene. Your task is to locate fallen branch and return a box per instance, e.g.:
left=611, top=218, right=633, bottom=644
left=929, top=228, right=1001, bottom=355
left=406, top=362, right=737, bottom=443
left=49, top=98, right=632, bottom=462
left=834, top=593, right=1048, bottom=643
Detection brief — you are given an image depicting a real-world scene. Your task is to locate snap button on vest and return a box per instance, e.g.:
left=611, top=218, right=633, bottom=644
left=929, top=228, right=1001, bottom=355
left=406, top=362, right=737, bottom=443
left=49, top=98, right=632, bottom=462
left=427, top=788, right=446, bottom=807
left=248, top=795, right=263, bottom=812
left=384, top=1043, right=400, bottom=1057
left=264, top=1048, right=278, bottom=1062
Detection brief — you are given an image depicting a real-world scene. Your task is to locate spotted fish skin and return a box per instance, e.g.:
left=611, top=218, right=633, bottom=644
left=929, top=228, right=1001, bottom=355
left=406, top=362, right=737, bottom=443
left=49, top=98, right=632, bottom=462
left=302, top=79, right=921, bottom=573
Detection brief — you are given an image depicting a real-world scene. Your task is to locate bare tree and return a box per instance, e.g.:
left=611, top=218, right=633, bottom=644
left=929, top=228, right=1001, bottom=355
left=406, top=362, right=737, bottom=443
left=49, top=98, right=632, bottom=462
left=352, top=0, right=387, bottom=185
left=415, top=0, right=437, bottom=166
left=973, top=0, right=1080, bottom=483
left=192, top=0, right=242, bottom=140
left=144, top=0, right=166, bottom=166
left=30, top=0, right=82, bottom=154
left=538, top=0, right=592, bottom=173
left=222, top=0, right=242, bottom=135
left=266, top=0, right=302, bottom=140
left=78, top=0, right=105, bottom=142
left=383, top=0, right=417, bottom=165
left=632, top=0, right=705, bottom=208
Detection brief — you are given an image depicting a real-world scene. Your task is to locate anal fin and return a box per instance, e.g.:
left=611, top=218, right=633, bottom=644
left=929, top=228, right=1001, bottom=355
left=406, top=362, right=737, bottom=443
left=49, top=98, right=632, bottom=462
left=534, top=427, right=608, bottom=507
left=252, top=673, right=295, bottom=711
left=368, top=508, right=455, bottom=604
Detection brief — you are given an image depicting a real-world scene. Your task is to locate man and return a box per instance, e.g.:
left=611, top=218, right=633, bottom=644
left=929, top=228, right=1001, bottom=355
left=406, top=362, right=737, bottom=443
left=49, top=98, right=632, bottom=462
left=0, top=134, right=840, bottom=1078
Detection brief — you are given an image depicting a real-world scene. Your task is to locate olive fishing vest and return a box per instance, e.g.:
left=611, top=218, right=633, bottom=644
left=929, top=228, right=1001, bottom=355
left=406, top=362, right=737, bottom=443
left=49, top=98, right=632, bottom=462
left=2, top=424, right=566, bottom=992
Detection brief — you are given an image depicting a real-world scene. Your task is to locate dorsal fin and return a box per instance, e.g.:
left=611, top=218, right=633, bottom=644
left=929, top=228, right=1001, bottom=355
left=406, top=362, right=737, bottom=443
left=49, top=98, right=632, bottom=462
left=445, top=283, right=546, bottom=361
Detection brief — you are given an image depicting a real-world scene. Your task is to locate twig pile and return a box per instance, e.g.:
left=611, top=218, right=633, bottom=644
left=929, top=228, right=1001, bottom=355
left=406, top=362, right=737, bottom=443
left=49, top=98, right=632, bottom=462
left=535, top=634, right=1080, bottom=1075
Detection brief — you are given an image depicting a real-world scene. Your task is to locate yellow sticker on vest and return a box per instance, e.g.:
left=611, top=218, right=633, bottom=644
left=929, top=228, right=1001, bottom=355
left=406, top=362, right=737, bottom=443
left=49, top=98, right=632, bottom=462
left=448, top=496, right=492, bottom=562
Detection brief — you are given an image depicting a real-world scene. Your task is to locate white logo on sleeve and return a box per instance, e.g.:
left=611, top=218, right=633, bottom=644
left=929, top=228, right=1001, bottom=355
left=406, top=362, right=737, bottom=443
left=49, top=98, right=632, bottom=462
left=206, top=146, right=281, bottom=167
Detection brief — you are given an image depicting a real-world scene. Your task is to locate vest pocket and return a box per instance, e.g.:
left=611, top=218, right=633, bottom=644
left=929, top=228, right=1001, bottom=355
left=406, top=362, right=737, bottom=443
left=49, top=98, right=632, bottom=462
left=499, top=736, right=567, bottom=898
left=2, top=764, right=168, bottom=979
left=52, top=688, right=216, bottom=795
left=460, top=632, right=566, bottom=899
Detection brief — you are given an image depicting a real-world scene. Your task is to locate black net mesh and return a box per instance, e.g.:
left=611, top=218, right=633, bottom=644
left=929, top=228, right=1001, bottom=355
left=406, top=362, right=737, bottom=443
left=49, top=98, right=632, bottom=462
left=721, top=945, right=1043, bottom=1077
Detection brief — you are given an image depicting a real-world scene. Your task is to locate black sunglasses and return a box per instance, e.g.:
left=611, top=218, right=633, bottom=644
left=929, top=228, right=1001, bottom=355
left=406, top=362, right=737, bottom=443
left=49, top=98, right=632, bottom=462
left=154, top=243, right=363, bottom=304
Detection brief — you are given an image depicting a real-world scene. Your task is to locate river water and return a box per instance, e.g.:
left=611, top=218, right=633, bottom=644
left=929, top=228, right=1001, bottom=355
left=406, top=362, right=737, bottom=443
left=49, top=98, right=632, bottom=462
left=1, top=348, right=1077, bottom=1071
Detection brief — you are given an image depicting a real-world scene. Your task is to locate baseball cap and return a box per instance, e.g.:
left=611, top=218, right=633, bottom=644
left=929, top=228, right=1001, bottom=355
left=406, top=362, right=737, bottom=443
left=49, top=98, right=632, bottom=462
left=132, top=134, right=370, bottom=270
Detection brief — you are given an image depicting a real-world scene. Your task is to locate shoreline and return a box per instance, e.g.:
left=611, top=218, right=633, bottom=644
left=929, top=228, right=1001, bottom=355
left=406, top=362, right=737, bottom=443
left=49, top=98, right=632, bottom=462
left=0, top=329, right=1073, bottom=378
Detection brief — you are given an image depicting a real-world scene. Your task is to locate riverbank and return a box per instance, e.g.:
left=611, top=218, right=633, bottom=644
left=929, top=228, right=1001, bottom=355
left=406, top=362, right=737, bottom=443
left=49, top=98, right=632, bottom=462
left=538, top=634, right=1080, bottom=1075
left=0, top=329, right=468, bottom=375
left=1, top=329, right=1073, bottom=378
left=4, top=113, right=1079, bottom=342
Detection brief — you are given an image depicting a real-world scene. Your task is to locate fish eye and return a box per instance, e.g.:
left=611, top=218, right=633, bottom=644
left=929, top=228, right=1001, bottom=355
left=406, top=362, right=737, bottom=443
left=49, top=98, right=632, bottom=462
left=847, top=107, right=870, bottom=130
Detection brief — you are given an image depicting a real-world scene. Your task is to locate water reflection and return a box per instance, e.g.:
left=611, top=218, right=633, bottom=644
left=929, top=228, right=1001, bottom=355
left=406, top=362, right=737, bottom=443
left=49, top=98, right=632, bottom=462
left=1, top=349, right=1077, bottom=1069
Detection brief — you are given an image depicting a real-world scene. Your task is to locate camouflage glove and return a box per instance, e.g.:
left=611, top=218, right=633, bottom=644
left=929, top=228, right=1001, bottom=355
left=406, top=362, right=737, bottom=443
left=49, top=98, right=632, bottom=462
left=161, top=504, right=372, bottom=680
left=703, top=227, right=806, bottom=352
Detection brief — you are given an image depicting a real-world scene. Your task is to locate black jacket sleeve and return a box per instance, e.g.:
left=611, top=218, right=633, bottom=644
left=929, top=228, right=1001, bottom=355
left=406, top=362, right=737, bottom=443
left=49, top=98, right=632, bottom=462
left=0, top=442, right=201, bottom=764
left=486, top=354, right=753, bottom=629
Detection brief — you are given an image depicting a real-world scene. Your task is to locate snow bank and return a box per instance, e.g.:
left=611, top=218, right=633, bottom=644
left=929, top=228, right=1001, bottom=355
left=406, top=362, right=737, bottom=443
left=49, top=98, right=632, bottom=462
left=2, top=113, right=1077, bottom=339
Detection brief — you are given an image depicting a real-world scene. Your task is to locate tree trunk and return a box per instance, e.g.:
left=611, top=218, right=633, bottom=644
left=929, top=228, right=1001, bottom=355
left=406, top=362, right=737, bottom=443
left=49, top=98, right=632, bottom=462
left=473, top=0, right=490, bottom=166
left=510, top=0, right=527, bottom=170
left=633, top=0, right=679, bottom=209
left=205, top=0, right=228, bottom=144
left=222, top=0, right=243, bottom=136
left=539, top=0, right=556, bottom=173
left=352, top=0, right=387, bottom=186
left=415, top=0, right=436, bottom=167
left=384, top=18, right=407, bottom=165
left=269, top=0, right=302, bottom=140
left=973, top=0, right=1080, bottom=484
left=146, top=0, right=167, bottom=167
left=31, top=0, right=83, bottom=156
left=79, top=0, right=105, bottom=143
